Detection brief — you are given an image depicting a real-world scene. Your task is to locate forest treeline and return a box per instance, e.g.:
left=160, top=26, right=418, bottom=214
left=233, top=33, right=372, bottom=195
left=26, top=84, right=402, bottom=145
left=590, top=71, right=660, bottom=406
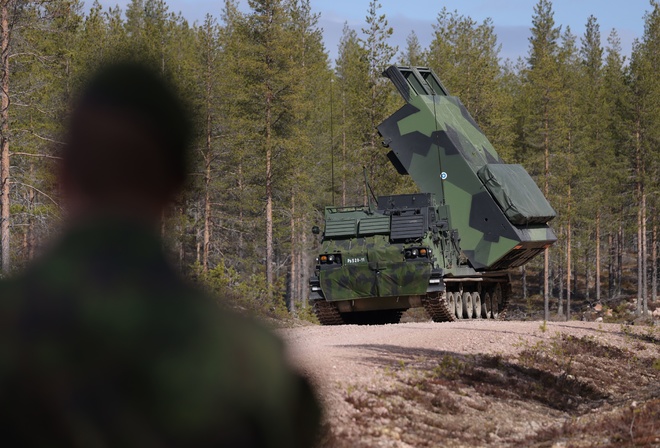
left=0, top=0, right=659, bottom=318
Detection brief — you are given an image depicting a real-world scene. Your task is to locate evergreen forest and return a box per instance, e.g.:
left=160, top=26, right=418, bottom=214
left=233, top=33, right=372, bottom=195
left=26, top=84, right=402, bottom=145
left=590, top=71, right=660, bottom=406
left=1, top=0, right=659, bottom=320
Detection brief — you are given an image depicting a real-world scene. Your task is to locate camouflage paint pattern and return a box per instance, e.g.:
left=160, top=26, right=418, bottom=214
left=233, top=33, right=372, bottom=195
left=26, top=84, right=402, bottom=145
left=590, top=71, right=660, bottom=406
left=311, top=66, right=556, bottom=308
left=377, top=66, right=556, bottom=270
left=318, top=216, right=434, bottom=302
left=319, top=246, right=431, bottom=302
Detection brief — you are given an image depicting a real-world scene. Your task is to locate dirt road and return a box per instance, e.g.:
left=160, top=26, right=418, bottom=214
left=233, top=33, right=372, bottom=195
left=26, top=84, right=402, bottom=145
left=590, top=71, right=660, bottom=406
left=281, top=321, right=660, bottom=447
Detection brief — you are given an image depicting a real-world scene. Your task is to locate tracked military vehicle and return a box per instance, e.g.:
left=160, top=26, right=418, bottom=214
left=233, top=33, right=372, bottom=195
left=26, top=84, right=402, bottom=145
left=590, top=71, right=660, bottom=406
left=309, top=66, right=557, bottom=325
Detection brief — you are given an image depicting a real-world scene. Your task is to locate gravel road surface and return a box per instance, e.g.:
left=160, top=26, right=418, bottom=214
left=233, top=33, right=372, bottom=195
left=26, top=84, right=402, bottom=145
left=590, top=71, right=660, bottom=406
left=280, top=320, right=660, bottom=447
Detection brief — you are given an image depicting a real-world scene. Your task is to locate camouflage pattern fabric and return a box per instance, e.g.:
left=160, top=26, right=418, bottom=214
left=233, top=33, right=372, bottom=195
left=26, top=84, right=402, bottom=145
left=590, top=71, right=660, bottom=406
left=0, top=219, right=320, bottom=447
left=319, top=262, right=431, bottom=301
left=318, top=231, right=432, bottom=301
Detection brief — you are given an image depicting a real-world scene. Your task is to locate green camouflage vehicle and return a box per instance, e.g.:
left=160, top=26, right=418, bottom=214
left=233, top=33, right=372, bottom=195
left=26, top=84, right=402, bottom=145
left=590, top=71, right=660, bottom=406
left=309, top=66, right=557, bottom=325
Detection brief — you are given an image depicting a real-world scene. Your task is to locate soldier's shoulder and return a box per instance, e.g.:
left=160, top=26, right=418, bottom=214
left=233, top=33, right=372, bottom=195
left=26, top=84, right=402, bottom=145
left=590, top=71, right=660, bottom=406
left=207, top=302, right=286, bottom=352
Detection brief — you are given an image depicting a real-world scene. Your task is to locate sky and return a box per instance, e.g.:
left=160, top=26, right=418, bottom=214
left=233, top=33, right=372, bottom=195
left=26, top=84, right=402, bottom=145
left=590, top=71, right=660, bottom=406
left=91, top=0, right=653, bottom=63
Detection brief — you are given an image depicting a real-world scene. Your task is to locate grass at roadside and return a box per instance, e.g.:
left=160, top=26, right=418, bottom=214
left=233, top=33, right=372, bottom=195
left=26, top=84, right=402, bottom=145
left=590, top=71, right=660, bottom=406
left=326, top=333, right=660, bottom=447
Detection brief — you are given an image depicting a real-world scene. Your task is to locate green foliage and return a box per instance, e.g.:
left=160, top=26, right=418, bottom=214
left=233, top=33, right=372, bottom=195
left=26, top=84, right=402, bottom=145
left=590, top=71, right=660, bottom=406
left=295, top=304, right=319, bottom=324
left=652, top=358, right=660, bottom=371
left=432, top=355, right=467, bottom=381
left=427, top=8, right=514, bottom=156
left=200, top=260, right=289, bottom=319
left=400, top=31, right=425, bottom=66
left=539, top=320, right=548, bottom=333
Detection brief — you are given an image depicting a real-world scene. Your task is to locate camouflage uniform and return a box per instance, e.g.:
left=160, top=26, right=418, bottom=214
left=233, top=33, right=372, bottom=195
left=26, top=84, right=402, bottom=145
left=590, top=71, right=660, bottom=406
left=0, top=218, right=320, bottom=447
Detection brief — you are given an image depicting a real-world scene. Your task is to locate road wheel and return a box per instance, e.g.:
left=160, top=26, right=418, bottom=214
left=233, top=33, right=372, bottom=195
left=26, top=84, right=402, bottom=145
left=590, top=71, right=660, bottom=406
left=454, top=292, right=464, bottom=319
left=463, top=291, right=473, bottom=319
left=472, top=292, right=481, bottom=319
left=483, top=292, right=492, bottom=319
left=447, top=292, right=456, bottom=318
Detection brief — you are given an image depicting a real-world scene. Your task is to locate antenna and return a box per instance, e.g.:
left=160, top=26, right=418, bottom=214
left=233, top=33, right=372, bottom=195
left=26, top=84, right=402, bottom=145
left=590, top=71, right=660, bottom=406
left=330, top=77, right=335, bottom=206
left=363, top=166, right=376, bottom=213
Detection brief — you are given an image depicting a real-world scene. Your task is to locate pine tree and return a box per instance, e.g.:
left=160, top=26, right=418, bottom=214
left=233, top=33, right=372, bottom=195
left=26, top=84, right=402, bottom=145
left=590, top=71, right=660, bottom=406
left=286, top=0, right=331, bottom=311
left=552, top=25, right=579, bottom=316
left=12, top=1, right=84, bottom=266
left=194, top=15, right=221, bottom=273
left=0, top=0, right=83, bottom=274
left=0, top=0, right=17, bottom=274
left=602, top=30, right=631, bottom=298
left=335, top=23, right=369, bottom=206
left=629, top=0, right=660, bottom=315
left=240, top=0, right=300, bottom=296
left=400, top=30, right=424, bottom=66
left=523, top=0, right=562, bottom=320
left=427, top=8, right=514, bottom=157
left=577, top=16, right=613, bottom=304
left=360, top=0, right=397, bottom=195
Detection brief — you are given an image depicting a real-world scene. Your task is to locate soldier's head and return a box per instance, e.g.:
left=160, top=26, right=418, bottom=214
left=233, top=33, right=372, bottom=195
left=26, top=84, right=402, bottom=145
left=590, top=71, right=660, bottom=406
left=62, top=61, right=192, bottom=223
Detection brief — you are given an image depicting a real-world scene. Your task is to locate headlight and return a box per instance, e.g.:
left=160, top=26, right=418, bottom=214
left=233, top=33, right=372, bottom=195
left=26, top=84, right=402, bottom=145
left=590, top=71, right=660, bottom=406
left=319, top=254, right=341, bottom=265
left=405, top=247, right=429, bottom=259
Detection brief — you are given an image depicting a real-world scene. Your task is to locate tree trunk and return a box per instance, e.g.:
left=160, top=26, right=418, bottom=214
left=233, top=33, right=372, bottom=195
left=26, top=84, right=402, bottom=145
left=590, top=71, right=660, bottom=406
left=566, top=187, right=571, bottom=321
left=27, top=164, right=34, bottom=261
left=642, top=192, right=648, bottom=314
left=595, top=212, right=601, bottom=303
left=557, top=259, right=564, bottom=317
left=637, top=203, right=643, bottom=315
left=202, top=156, right=211, bottom=272
left=557, top=226, right=565, bottom=316
left=263, top=6, right=277, bottom=296
left=201, top=114, right=211, bottom=272
left=653, top=220, right=657, bottom=303
left=301, top=226, right=308, bottom=309
left=635, top=207, right=644, bottom=316
left=608, top=232, right=614, bottom=299
left=296, top=218, right=303, bottom=309
left=543, top=108, right=550, bottom=321
left=202, top=43, right=213, bottom=273
left=289, top=193, right=296, bottom=313
left=635, top=121, right=642, bottom=315
left=617, top=220, right=623, bottom=297
left=0, top=1, right=11, bottom=274
left=265, top=88, right=274, bottom=295
left=238, top=162, right=244, bottom=252
left=341, top=90, right=346, bottom=207
left=584, top=248, right=590, bottom=303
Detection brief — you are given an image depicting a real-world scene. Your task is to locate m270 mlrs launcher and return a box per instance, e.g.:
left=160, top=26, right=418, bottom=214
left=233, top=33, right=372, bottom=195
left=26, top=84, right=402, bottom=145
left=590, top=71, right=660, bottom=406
left=309, top=66, right=556, bottom=325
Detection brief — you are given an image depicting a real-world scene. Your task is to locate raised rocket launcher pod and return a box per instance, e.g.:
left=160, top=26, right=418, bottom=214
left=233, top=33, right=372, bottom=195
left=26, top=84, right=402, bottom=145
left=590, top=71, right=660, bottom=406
left=378, top=66, right=557, bottom=270
left=309, top=66, right=556, bottom=325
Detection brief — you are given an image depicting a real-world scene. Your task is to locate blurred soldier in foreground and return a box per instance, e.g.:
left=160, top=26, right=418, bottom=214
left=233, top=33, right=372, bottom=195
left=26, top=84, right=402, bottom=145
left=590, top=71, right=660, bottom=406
left=0, top=62, right=320, bottom=447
